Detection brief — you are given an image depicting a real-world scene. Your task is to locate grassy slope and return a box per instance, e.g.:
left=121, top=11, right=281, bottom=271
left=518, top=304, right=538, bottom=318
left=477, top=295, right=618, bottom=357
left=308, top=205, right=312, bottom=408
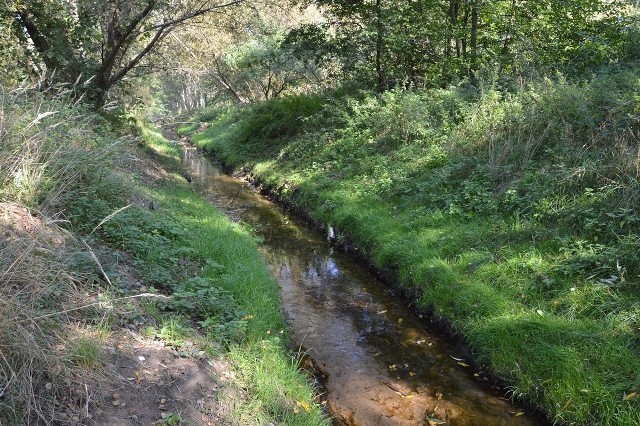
left=0, top=86, right=328, bottom=424
left=121, top=126, right=329, bottom=425
left=189, top=70, right=640, bottom=425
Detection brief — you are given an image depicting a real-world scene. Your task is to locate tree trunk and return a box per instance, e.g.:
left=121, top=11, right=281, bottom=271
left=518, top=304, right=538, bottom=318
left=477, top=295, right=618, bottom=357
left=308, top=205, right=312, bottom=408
left=471, top=2, right=478, bottom=60
left=375, top=0, right=385, bottom=92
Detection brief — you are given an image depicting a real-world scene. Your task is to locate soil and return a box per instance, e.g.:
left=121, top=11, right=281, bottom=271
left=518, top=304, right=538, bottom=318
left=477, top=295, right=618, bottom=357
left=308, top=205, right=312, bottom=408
left=93, top=328, right=236, bottom=426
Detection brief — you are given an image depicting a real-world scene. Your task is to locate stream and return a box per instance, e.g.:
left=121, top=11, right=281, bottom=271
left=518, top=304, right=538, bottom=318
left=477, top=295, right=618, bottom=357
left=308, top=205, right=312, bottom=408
left=181, top=145, right=541, bottom=426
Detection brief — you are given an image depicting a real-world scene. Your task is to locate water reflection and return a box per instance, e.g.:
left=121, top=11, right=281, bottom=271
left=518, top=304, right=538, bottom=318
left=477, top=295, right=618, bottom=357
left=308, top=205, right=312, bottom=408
left=182, top=147, right=541, bottom=426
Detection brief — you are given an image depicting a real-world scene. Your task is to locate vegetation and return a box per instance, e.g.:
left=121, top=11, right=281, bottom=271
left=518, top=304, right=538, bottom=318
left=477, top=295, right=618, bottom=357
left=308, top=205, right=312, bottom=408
left=0, top=85, right=328, bottom=424
left=3, top=0, right=640, bottom=424
left=190, top=65, right=640, bottom=425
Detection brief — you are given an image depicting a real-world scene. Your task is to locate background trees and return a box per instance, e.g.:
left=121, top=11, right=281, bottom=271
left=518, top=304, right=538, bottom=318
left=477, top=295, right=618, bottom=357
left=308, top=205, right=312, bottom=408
left=1, top=0, right=636, bottom=110
left=298, top=0, right=635, bottom=90
left=2, top=0, right=246, bottom=106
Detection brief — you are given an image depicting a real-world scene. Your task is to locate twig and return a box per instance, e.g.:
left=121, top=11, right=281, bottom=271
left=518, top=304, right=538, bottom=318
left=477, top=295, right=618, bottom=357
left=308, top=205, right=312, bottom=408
left=84, top=383, right=90, bottom=418
left=31, top=293, right=171, bottom=320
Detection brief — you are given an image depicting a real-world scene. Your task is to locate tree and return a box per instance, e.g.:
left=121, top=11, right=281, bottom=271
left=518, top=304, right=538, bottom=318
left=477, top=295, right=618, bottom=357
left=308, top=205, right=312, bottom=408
left=153, top=0, right=326, bottom=110
left=298, top=0, right=631, bottom=90
left=3, top=0, right=246, bottom=107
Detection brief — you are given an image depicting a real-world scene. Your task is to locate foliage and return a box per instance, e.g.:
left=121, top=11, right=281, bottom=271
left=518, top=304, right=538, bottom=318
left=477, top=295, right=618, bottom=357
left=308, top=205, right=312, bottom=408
left=167, top=277, right=248, bottom=345
left=295, top=0, right=637, bottom=90
left=2, top=0, right=246, bottom=106
left=191, top=65, right=640, bottom=425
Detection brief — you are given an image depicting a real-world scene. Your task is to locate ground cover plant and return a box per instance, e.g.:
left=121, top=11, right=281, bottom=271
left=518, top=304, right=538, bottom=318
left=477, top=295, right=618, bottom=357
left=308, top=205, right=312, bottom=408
left=189, top=66, right=640, bottom=425
left=0, top=84, right=328, bottom=425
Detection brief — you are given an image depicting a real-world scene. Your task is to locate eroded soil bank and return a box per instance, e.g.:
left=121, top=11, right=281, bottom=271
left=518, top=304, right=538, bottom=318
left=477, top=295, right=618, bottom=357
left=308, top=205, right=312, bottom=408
left=181, top=145, right=545, bottom=426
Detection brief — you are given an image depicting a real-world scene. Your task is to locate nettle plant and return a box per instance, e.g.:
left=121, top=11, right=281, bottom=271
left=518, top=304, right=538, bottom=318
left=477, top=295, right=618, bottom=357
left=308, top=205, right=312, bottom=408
left=166, top=276, right=248, bottom=345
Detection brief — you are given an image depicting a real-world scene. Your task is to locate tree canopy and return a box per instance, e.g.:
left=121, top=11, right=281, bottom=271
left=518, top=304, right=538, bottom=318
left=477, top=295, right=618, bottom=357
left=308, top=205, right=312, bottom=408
left=1, top=0, right=637, bottom=109
left=2, top=0, right=246, bottom=106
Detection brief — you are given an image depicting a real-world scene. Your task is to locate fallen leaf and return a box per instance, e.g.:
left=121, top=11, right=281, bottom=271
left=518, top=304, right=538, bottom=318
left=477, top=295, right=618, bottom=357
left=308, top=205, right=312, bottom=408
left=562, top=398, right=572, bottom=410
left=435, top=392, right=443, bottom=400
left=450, top=355, right=464, bottom=361
left=515, top=411, right=525, bottom=416
left=296, top=400, right=311, bottom=412
left=388, top=364, right=397, bottom=370
left=624, top=392, right=638, bottom=401
left=457, top=362, right=470, bottom=367
left=426, top=417, right=447, bottom=425
left=409, top=371, right=416, bottom=377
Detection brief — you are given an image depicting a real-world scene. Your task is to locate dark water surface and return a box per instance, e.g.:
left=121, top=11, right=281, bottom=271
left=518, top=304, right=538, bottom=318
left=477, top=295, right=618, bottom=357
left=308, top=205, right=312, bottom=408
left=182, top=146, right=540, bottom=426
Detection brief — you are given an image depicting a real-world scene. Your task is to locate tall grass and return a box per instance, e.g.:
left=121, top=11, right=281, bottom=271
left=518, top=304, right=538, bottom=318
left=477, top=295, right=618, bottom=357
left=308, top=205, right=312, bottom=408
left=0, top=83, right=118, bottom=424
left=191, top=66, right=640, bottom=425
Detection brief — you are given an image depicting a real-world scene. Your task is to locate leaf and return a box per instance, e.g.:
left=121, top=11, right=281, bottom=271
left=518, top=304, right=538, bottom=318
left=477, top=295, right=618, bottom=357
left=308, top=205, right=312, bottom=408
left=426, top=417, right=447, bottom=425
left=515, top=411, right=525, bottom=416
left=296, top=400, right=311, bottom=412
left=457, top=362, right=469, bottom=367
left=562, top=398, right=572, bottom=410
left=624, top=392, right=638, bottom=401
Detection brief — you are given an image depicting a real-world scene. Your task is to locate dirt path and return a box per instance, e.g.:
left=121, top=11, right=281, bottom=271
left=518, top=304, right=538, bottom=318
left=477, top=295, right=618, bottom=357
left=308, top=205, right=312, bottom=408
left=95, top=329, right=236, bottom=425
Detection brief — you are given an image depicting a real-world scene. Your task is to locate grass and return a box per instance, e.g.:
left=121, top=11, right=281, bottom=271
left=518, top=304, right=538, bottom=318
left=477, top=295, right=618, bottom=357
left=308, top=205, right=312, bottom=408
left=189, top=68, right=640, bottom=425
left=135, top=125, right=329, bottom=425
left=0, top=84, right=122, bottom=424
left=0, top=83, right=328, bottom=425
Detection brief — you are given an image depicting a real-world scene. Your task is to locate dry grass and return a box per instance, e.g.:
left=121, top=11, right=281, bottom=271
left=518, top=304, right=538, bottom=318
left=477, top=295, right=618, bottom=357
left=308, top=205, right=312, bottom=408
left=0, top=202, right=105, bottom=424
left=0, top=83, right=117, bottom=424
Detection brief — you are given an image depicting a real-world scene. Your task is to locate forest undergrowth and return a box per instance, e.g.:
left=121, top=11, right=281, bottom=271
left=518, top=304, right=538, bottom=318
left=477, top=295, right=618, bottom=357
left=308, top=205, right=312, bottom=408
left=187, top=65, right=640, bottom=426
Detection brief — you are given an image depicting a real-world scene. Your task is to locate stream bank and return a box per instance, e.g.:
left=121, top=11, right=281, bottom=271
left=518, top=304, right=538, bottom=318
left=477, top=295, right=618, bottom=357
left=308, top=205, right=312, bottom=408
left=181, top=140, right=545, bottom=426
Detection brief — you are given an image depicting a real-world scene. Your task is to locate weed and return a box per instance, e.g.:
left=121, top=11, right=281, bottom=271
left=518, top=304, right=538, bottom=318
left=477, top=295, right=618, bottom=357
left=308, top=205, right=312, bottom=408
left=155, top=411, right=188, bottom=425
left=190, top=66, right=640, bottom=425
left=69, top=337, right=103, bottom=367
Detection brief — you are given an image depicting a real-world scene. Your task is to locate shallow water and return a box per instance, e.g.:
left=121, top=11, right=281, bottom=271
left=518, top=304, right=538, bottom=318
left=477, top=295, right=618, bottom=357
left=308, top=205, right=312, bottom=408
left=182, top=146, right=540, bottom=426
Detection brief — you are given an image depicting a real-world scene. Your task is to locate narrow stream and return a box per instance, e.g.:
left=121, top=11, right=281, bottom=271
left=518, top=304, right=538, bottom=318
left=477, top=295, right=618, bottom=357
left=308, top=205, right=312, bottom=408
left=182, top=146, right=541, bottom=426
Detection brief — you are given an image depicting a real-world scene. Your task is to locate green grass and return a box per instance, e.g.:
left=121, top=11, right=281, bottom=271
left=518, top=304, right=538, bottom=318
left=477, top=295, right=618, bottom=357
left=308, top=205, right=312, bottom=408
left=131, top=125, right=328, bottom=425
left=189, top=72, right=640, bottom=425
